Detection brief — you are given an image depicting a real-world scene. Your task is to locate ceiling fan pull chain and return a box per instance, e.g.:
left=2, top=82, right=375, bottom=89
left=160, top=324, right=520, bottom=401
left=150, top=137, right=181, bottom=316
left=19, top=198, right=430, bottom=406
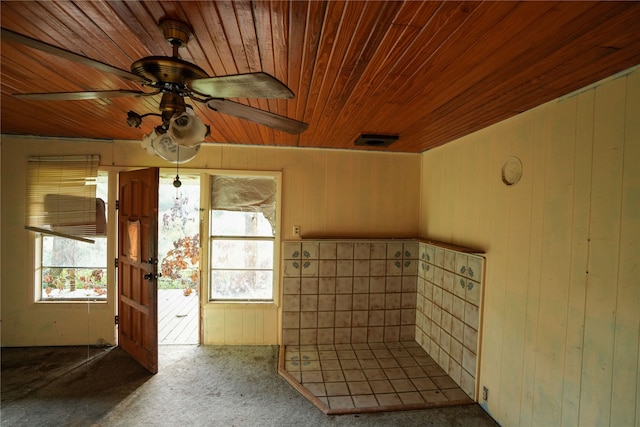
left=173, top=146, right=182, bottom=189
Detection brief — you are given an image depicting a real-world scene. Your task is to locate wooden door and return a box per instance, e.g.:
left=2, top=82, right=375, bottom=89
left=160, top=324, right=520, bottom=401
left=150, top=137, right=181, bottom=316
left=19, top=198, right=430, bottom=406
left=118, top=168, right=159, bottom=374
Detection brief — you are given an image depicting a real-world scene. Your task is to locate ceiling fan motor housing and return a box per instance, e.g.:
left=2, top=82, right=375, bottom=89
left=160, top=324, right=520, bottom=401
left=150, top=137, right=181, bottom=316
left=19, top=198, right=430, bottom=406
left=130, top=56, right=208, bottom=85
left=131, top=19, right=206, bottom=85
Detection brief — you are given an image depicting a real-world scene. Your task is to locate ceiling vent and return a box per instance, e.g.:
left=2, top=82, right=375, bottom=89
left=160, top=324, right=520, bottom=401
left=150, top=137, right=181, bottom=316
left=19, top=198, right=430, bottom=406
left=354, top=134, right=399, bottom=147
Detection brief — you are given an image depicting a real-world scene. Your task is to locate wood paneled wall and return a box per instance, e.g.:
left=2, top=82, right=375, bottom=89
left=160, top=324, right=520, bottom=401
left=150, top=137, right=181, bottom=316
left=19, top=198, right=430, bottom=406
left=0, top=138, right=420, bottom=346
left=419, top=66, right=639, bottom=426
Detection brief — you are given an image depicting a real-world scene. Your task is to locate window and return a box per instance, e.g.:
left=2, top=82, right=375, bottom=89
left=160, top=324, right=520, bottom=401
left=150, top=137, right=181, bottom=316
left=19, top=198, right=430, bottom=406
left=39, top=233, right=108, bottom=301
left=26, top=155, right=108, bottom=301
left=209, top=174, right=278, bottom=301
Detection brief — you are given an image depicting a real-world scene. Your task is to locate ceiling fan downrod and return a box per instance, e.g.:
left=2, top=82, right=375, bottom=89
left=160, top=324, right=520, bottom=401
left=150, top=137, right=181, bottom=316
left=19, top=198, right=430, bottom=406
left=159, top=19, right=192, bottom=52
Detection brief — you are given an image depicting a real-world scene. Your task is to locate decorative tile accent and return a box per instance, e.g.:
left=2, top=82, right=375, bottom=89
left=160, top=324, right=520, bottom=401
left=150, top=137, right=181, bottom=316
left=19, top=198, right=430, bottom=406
left=284, top=260, right=301, bottom=277
left=284, top=242, right=302, bottom=259
left=455, top=253, right=468, bottom=277
left=302, top=242, right=319, bottom=259
left=402, top=259, right=418, bottom=275
left=387, top=243, right=404, bottom=260
left=467, top=255, right=483, bottom=281
left=454, top=275, right=467, bottom=298
left=300, top=260, right=319, bottom=277
left=403, top=242, right=419, bottom=259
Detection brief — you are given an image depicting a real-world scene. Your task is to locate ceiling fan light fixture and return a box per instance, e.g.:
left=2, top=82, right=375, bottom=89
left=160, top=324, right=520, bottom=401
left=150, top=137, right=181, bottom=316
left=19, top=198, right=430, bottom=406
left=168, top=112, right=208, bottom=147
left=140, top=130, right=158, bottom=155
left=126, top=111, right=142, bottom=128
left=142, top=132, right=200, bottom=164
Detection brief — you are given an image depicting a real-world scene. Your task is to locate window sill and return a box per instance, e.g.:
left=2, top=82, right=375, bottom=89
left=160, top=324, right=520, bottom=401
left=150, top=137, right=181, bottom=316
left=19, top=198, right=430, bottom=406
left=204, top=300, right=278, bottom=309
left=35, top=299, right=107, bottom=304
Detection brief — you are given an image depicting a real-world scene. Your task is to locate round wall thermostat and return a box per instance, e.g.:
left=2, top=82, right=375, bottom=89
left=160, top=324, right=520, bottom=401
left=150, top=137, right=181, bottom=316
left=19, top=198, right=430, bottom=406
left=501, top=156, right=523, bottom=186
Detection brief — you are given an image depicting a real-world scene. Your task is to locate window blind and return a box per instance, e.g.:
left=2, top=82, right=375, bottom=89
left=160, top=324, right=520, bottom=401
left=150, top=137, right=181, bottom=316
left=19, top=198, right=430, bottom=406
left=26, top=155, right=104, bottom=243
left=211, top=175, right=276, bottom=231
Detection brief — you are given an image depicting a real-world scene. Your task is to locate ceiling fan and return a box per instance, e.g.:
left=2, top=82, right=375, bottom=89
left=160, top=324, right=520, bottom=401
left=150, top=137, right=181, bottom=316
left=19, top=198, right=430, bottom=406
left=1, top=19, right=308, bottom=161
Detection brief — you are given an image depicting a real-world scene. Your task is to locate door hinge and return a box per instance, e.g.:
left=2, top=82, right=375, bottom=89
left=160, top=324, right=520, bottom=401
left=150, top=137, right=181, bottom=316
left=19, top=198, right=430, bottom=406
left=114, top=315, right=119, bottom=325
left=115, top=200, right=119, bottom=210
left=115, top=258, right=118, bottom=268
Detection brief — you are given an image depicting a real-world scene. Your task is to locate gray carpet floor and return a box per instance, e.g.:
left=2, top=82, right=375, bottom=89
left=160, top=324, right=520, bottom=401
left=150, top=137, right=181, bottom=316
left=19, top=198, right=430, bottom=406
left=1, top=345, right=499, bottom=426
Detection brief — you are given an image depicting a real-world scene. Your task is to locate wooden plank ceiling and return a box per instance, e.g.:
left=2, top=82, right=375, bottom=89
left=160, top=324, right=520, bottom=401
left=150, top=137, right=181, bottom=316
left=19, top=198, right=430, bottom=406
left=2, top=1, right=640, bottom=153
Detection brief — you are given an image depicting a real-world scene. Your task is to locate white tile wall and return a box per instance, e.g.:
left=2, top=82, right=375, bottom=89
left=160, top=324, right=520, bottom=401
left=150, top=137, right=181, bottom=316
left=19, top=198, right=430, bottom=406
left=281, top=239, right=484, bottom=402
left=416, top=242, right=484, bottom=400
left=282, top=240, right=418, bottom=346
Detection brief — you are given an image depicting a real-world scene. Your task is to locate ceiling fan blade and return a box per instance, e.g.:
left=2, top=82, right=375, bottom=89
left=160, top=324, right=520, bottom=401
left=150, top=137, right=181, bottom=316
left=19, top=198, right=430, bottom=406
left=13, top=89, right=153, bottom=101
left=206, top=99, right=308, bottom=134
left=190, top=72, right=294, bottom=99
left=1, top=27, right=149, bottom=83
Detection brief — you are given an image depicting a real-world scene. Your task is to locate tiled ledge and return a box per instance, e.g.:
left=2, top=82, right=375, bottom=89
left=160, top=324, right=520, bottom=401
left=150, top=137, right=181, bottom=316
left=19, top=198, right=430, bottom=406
left=283, top=237, right=485, bottom=254
left=278, top=341, right=473, bottom=415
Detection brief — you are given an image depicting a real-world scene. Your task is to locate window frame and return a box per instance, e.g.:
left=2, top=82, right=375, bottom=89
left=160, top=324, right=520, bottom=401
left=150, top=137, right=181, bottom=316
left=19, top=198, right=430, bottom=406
left=209, top=217, right=275, bottom=301
left=33, top=170, right=110, bottom=304
left=36, top=233, right=109, bottom=302
left=201, top=170, right=281, bottom=306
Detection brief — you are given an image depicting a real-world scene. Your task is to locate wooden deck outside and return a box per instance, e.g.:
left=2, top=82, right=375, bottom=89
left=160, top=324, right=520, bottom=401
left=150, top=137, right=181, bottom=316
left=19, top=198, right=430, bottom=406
left=158, top=289, right=199, bottom=345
